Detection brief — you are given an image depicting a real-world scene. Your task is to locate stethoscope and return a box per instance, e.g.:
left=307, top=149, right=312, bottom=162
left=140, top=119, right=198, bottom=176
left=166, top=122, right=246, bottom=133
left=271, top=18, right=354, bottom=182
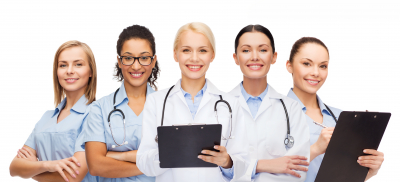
left=155, top=86, right=234, bottom=144
left=282, top=99, right=337, bottom=148
left=107, top=88, right=129, bottom=148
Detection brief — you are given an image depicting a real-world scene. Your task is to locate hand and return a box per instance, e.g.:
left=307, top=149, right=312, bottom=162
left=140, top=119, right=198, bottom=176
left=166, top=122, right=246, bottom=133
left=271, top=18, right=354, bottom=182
left=16, top=147, right=38, bottom=162
left=358, top=149, right=384, bottom=178
left=313, top=127, right=334, bottom=155
left=257, top=156, right=309, bottom=178
left=44, top=157, right=81, bottom=182
left=106, top=151, right=127, bottom=161
left=198, top=145, right=233, bottom=168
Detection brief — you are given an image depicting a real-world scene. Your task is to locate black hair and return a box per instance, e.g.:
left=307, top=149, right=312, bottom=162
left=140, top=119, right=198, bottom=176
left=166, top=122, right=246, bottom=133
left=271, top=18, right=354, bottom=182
left=114, top=24, right=160, bottom=90
left=234, top=24, right=275, bottom=53
left=289, top=37, right=329, bottom=63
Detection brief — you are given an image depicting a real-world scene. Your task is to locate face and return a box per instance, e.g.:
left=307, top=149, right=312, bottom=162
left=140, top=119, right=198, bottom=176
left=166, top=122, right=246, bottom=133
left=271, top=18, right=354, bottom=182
left=286, top=43, right=329, bottom=94
left=117, top=38, right=157, bottom=88
left=174, top=30, right=215, bottom=80
left=233, top=32, right=277, bottom=79
left=57, top=47, right=92, bottom=93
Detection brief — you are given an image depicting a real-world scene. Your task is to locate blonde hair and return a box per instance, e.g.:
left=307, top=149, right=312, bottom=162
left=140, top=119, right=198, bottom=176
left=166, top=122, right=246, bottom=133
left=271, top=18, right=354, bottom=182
left=53, top=40, right=97, bottom=107
left=173, top=22, right=216, bottom=53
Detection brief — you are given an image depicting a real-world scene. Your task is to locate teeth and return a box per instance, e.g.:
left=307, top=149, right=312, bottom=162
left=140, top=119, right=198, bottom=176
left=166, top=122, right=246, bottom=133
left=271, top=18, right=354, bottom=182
left=189, top=66, right=200, bottom=69
left=131, top=73, right=143, bottom=77
left=66, top=79, right=77, bottom=81
left=249, top=65, right=261, bottom=68
left=307, top=80, right=319, bottom=84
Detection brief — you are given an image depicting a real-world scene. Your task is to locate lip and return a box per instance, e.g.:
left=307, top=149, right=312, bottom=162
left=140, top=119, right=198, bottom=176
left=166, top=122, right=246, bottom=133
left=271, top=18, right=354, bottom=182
left=130, top=72, right=144, bottom=78
left=65, top=78, right=78, bottom=83
left=304, top=79, right=320, bottom=86
left=247, top=64, right=263, bottom=71
left=186, top=65, right=203, bottom=72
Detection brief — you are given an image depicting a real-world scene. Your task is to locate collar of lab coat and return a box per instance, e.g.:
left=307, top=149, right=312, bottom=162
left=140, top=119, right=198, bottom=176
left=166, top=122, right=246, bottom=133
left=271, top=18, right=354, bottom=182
left=230, top=83, right=284, bottom=120
left=168, top=78, right=224, bottom=116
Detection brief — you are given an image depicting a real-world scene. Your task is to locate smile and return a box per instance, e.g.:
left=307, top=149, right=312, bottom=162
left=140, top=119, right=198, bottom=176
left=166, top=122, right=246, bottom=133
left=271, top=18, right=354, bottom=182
left=65, top=78, right=78, bottom=83
left=130, top=72, right=144, bottom=78
left=305, top=79, right=320, bottom=85
left=247, top=64, right=263, bottom=70
left=186, top=65, right=203, bottom=71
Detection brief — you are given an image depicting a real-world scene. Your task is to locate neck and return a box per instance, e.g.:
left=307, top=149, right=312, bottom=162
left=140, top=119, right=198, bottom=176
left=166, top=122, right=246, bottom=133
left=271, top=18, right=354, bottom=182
left=124, top=81, right=147, bottom=99
left=242, top=76, right=267, bottom=96
left=64, top=87, right=86, bottom=110
left=292, top=86, right=319, bottom=109
left=181, top=74, right=206, bottom=98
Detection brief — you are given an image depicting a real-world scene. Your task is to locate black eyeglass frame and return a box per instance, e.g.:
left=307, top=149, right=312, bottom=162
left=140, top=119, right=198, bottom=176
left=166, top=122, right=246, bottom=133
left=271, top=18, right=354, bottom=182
left=118, top=55, right=155, bottom=66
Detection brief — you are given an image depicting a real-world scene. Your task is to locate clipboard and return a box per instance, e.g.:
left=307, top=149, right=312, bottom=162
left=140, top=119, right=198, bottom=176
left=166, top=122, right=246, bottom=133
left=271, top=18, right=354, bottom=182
left=157, top=124, right=222, bottom=168
left=315, top=111, right=391, bottom=182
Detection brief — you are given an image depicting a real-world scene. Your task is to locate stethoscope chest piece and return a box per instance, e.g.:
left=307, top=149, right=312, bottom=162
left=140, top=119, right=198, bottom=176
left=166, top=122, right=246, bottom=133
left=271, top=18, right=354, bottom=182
left=284, top=134, right=294, bottom=148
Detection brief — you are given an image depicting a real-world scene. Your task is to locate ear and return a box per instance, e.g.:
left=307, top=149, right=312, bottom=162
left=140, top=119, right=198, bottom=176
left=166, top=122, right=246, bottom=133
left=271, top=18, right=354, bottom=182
left=286, top=60, right=293, bottom=74
left=233, top=53, right=239, bottom=65
left=210, top=52, right=215, bottom=63
left=152, top=55, right=157, bottom=69
left=174, top=50, right=178, bottom=63
left=271, top=52, right=278, bottom=65
left=117, top=56, right=122, bottom=69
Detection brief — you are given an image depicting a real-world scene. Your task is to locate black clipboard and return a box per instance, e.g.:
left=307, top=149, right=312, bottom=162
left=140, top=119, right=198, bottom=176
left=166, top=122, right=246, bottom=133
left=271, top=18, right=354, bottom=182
left=157, top=124, right=222, bottom=168
left=315, top=111, right=391, bottom=182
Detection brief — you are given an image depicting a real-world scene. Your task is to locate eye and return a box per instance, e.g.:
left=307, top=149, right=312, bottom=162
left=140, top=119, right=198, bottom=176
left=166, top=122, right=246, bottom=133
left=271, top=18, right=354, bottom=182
left=124, top=57, right=133, bottom=61
left=59, top=64, right=66, bottom=68
left=320, top=65, right=327, bottom=68
left=200, top=49, right=207, bottom=53
left=141, top=56, right=149, bottom=60
left=303, top=62, right=311, bottom=66
left=260, top=49, right=267, bottom=52
left=183, top=49, right=190, bottom=52
left=242, top=49, right=249, bottom=53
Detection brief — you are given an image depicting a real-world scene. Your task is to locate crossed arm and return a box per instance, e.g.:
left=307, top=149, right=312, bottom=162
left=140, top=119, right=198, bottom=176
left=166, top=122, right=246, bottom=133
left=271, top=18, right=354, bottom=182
left=9, top=145, right=88, bottom=182
left=85, top=141, right=143, bottom=178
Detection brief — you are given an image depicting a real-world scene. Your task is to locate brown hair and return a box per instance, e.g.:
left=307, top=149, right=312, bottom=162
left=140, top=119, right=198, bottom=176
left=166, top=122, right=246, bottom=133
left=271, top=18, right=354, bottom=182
left=53, top=40, right=97, bottom=107
left=289, top=37, right=329, bottom=63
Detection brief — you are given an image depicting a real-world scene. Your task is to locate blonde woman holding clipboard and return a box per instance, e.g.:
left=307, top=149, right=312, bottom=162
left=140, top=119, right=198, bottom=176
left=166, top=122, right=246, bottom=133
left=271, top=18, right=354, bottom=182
left=285, top=37, right=384, bottom=182
left=137, top=22, right=249, bottom=182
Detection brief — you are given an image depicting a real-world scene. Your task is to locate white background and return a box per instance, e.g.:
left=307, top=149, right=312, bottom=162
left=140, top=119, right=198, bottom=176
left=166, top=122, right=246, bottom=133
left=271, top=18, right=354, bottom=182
left=1, top=0, right=399, bottom=181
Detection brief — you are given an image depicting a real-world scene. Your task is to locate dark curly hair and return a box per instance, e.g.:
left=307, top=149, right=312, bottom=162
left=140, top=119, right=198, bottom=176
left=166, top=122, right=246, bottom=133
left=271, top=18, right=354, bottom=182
left=115, top=25, right=160, bottom=90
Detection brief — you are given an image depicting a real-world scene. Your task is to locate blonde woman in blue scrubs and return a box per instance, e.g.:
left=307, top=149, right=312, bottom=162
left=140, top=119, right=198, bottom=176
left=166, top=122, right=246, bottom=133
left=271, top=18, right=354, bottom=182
left=286, top=37, right=385, bottom=182
left=81, top=25, right=159, bottom=182
left=9, top=40, right=97, bottom=182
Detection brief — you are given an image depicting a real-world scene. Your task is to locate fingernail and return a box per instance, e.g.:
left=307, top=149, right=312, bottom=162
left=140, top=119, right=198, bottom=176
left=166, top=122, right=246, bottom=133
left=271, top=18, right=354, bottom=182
left=214, top=146, right=218, bottom=149
left=77, top=162, right=81, bottom=166
left=358, top=157, right=361, bottom=160
left=76, top=170, right=79, bottom=174
left=201, top=150, right=205, bottom=154
left=73, top=174, right=76, bottom=178
left=364, top=150, right=366, bottom=152
left=198, top=155, right=202, bottom=159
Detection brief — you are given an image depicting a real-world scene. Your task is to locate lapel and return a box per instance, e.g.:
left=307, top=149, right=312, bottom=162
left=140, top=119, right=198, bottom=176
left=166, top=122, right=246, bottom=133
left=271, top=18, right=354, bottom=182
left=168, top=79, right=189, bottom=110
left=254, top=85, right=283, bottom=120
left=197, top=79, right=223, bottom=114
left=230, top=83, right=252, bottom=117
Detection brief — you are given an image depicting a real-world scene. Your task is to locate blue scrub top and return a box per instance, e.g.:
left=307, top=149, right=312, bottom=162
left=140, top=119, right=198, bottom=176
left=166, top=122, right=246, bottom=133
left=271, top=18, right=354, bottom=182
left=287, top=89, right=342, bottom=182
left=24, top=94, right=97, bottom=182
left=81, top=81, right=155, bottom=182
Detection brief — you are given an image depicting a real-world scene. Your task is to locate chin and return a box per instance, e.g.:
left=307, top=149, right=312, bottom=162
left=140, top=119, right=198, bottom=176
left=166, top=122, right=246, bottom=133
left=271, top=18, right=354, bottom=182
left=183, top=72, right=205, bottom=80
left=125, top=78, right=147, bottom=87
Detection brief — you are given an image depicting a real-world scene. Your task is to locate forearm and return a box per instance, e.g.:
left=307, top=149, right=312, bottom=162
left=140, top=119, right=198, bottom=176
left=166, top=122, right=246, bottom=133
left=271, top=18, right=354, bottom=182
left=89, top=155, right=142, bottom=178
left=32, top=171, right=83, bottom=182
left=108, top=150, right=137, bottom=163
left=310, top=144, right=322, bottom=162
left=365, top=171, right=377, bottom=181
left=10, top=158, right=47, bottom=178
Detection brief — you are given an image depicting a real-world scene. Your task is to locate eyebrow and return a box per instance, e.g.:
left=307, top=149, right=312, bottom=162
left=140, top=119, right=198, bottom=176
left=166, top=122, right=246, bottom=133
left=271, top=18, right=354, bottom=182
left=301, top=58, right=329, bottom=63
left=240, top=44, right=270, bottom=48
left=58, top=59, right=84, bottom=63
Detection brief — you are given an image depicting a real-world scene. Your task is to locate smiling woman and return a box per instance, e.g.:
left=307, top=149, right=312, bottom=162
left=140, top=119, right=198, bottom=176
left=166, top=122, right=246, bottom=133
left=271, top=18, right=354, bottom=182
left=9, top=40, right=97, bottom=182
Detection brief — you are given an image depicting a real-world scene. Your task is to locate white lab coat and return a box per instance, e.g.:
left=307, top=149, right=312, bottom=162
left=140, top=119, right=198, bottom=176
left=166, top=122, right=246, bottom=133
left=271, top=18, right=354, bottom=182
left=229, top=84, right=310, bottom=182
left=137, top=79, right=251, bottom=182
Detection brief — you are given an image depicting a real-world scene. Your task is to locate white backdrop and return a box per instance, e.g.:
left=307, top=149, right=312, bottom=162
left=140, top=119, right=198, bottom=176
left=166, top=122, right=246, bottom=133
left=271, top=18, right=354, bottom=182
left=1, top=0, right=399, bottom=181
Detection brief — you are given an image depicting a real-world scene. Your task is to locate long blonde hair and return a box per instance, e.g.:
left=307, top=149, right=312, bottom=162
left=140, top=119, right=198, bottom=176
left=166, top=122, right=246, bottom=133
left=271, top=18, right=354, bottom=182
left=173, top=22, right=216, bottom=53
left=53, top=40, right=97, bottom=106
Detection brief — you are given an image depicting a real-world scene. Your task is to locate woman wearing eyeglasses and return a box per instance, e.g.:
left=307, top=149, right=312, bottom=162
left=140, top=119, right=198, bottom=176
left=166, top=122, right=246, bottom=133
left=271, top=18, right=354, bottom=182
left=9, top=40, right=97, bottom=182
left=81, top=25, right=159, bottom=182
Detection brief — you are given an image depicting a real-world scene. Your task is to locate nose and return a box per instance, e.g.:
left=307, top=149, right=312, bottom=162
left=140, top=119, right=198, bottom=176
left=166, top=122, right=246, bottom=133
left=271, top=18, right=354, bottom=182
left=130, top=58, right=142, bottom=70
left=67, top=65, right=74, bottom=75
left=251, top=50, right=259, bottom=61
left=311, top=65, right=319, bottom=77
left=191, top=51, right=199, bottom=62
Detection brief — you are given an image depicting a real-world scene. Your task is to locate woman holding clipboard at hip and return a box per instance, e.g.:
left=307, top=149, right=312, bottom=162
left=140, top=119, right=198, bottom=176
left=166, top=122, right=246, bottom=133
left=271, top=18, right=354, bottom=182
left=285, top=37, right=384, bottom=182
left=137, top=22, right=249, bottom=182
left=81, top=25, right=159, bottom=182
left=229, top=25, right=310, bottom=181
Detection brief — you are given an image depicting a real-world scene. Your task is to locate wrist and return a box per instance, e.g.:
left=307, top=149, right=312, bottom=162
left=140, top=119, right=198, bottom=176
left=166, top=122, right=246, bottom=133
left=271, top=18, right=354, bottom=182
left=256, top=159, right=268, bottom=173
left=41, top=161, right=50, bottom=172
left=221, top=155, right=233, bottom=169
left=311, top=144, right=323, bottom=156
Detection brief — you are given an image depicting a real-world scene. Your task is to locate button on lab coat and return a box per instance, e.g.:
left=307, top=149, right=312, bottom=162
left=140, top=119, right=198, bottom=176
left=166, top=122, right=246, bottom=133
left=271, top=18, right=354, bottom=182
left=230, top=84, right=310, bottom=182
left=137, top=79, right=251, bottom=182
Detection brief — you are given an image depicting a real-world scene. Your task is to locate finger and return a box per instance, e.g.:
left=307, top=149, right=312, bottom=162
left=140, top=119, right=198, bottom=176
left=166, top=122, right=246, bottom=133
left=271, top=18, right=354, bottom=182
left=56, top=166, right=69, bottom=182
left=202, top=150, right=220, bottom=157
left=288, top=155, right=308, bottom=160
left=292, top=159, right=309, bottom=166
left=363, top=149, right=383, bottom=156
left=358, top=155, right=383, bottom=161
left=198, top=155, right=216, bottom=165
left=22, top=147, right=32, bottom=156
left=17, top=153, right=21, bottom=158
left=289, top=164, right=309, bottom=172
left=19, top=149, right=30, bottom=157
left=66, top=161, right=80, bottom=175
left=18, top=151, right=27, bottom=158
left=70, top=156, right=81, bottom=167
left=284, top=168, right=301, bottom=178
left=59, top=162, right=76, bottom=178
left=214, top=145, right=226, bottom=152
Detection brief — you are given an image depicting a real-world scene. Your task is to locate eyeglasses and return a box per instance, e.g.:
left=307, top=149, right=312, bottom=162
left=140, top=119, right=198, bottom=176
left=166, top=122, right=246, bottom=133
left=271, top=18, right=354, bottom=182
left=118, top=56, right=154, bottom=66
